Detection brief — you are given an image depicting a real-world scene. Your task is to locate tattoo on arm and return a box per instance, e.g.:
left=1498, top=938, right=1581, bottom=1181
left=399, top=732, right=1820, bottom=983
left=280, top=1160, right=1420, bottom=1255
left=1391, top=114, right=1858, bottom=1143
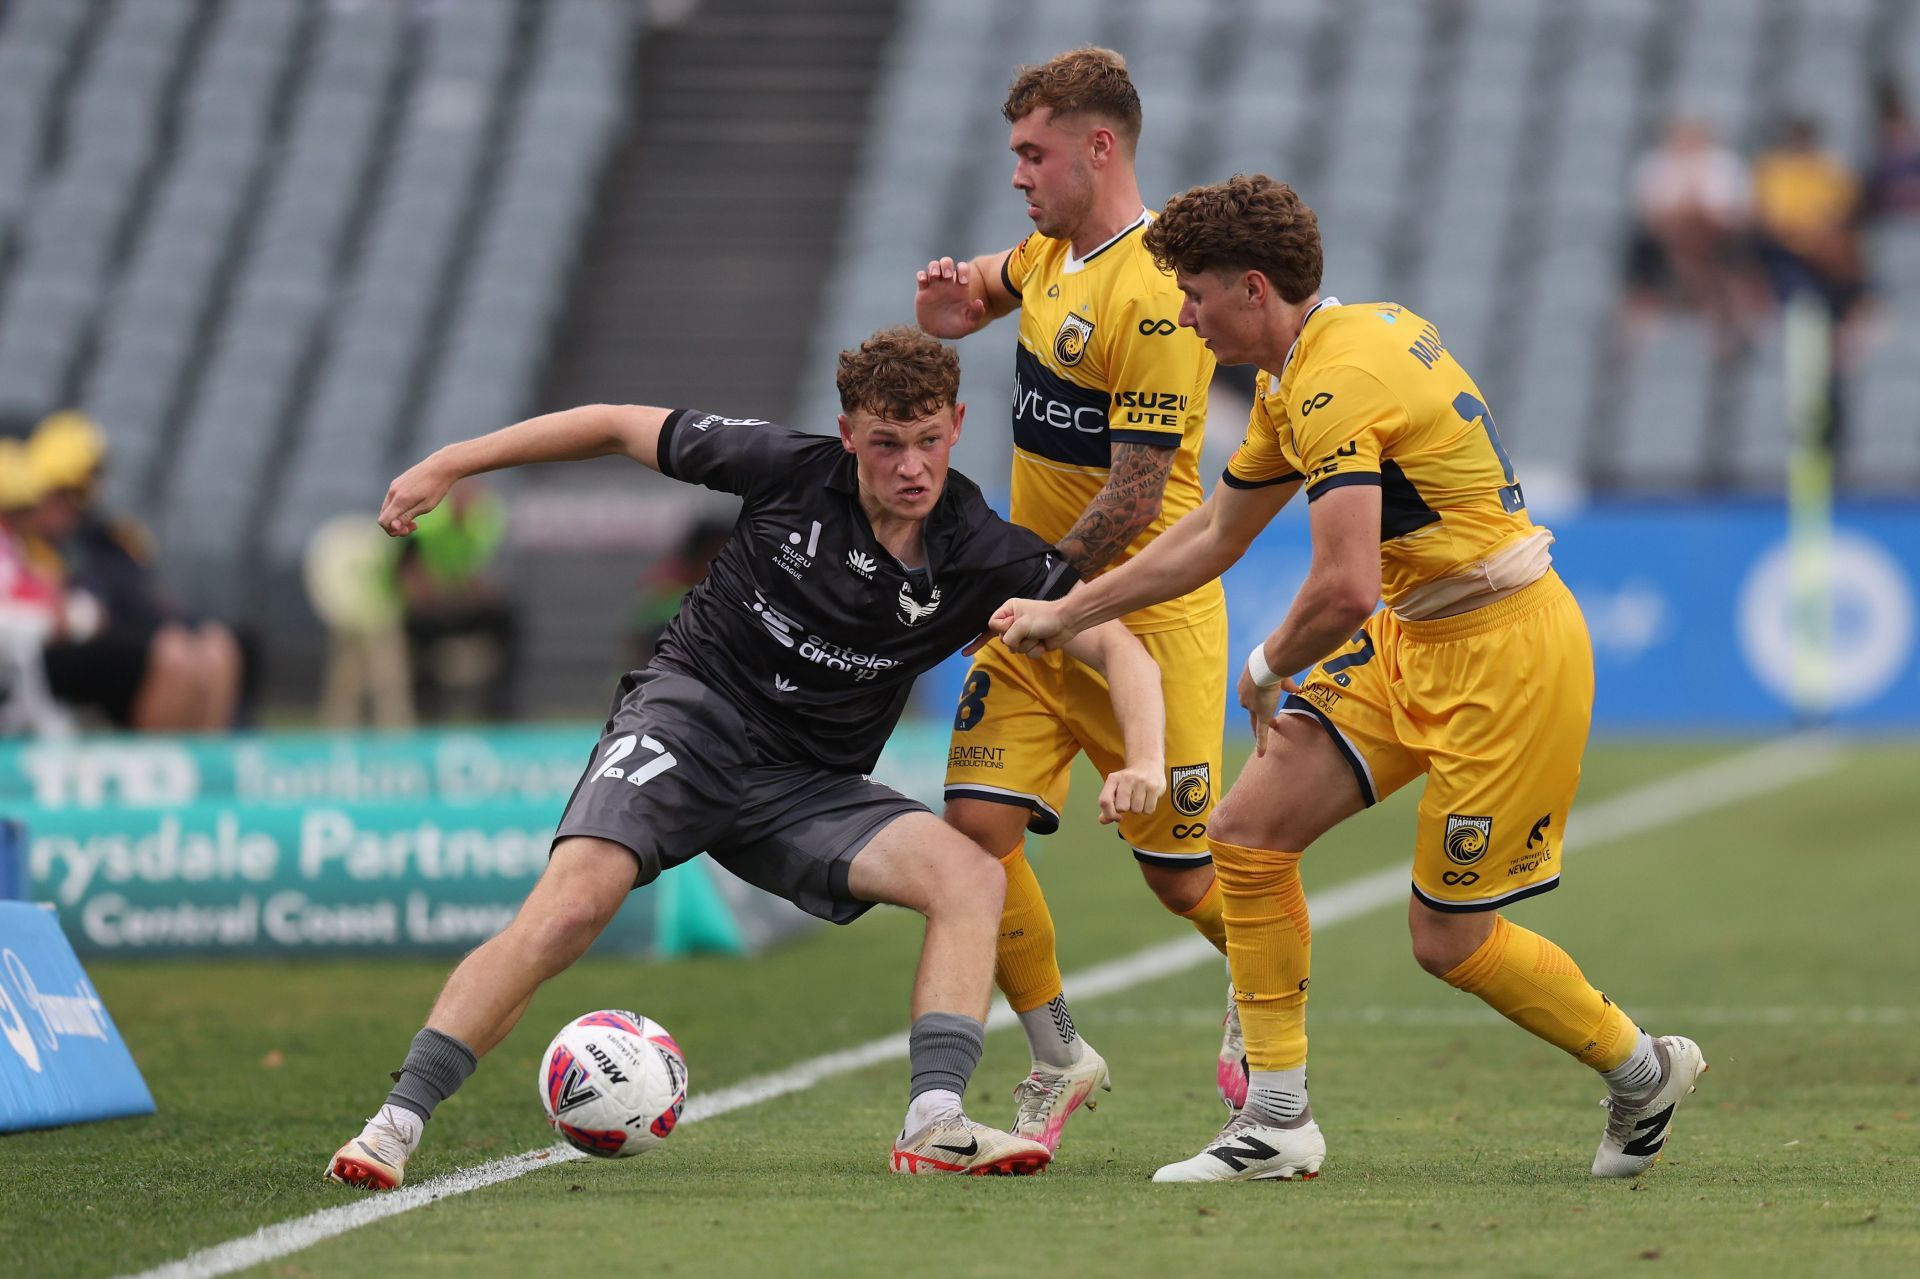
left=1057, top=442, right=1177, bottom=577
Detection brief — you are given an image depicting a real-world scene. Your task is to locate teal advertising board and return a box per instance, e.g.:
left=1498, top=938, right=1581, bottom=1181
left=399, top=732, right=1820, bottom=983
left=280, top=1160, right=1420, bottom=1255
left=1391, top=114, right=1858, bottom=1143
left=0, top=728, right=843, bottom=958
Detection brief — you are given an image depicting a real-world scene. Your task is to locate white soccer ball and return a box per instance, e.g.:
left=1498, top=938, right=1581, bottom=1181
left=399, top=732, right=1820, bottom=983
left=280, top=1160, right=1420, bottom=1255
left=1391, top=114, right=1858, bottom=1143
left=538, top=1010, right=688, bottom=1158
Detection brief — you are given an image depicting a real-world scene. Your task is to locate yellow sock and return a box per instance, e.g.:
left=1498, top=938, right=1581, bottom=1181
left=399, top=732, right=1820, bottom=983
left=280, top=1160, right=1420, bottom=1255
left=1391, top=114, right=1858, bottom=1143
left=1210, top=839, right=1309, bottom=1071
left=1173, top=874, right=1228, bottom=955
left=994, top=844, right=1063, bottom=1014
left=1442, top=915, right=1638, bottom=1070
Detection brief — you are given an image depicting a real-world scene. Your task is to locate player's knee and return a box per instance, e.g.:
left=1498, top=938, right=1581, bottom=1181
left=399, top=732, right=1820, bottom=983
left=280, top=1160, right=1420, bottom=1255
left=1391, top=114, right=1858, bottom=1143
left=1141, top=862, right=1212, bottom=914
left=1410, top=931, right=1463, bottom=979
left=515, top=895, right=615, bottom=970
left=1209, top=792, right=1285, bottom=852
left=1407, top=910, right=1489, bottom=979
left=929, top=843, right=1005, bottom=917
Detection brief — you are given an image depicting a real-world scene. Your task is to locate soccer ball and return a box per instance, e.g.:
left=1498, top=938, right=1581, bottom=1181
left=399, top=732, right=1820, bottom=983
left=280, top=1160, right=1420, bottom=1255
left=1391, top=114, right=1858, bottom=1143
left=538, top=1010, right=688, bottom=1158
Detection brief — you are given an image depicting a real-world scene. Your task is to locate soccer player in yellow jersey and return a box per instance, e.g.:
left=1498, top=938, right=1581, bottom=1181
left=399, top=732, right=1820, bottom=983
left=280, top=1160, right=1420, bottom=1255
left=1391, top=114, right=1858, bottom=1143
left=914, top=48, right=1238, bottom=1150
left=994, top=175, right=1707, bottom=1182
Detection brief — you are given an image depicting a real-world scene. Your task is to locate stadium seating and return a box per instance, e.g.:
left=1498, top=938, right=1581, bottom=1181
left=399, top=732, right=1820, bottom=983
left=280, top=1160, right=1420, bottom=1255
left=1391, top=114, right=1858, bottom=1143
left=0, top=0, right=636, bottom=613
left=797, top=0, right=1920, bottom=497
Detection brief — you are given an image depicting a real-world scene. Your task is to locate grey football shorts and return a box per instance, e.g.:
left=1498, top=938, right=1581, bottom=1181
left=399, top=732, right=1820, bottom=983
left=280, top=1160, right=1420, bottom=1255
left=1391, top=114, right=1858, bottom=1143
left=553, top=667, right=928, bottom=923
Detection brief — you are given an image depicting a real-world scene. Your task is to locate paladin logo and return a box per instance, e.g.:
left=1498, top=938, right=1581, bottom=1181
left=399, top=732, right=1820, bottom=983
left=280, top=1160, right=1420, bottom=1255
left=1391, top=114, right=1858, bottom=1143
left=1444, top=814, right=1493, bottom=865
left=746, top=590, right=798, bottom=647
left=846, top=550, right=876, bottom=579
left=897, top=581, right=942, bottom=626
left=1052, top=311, right=1095, bottom=366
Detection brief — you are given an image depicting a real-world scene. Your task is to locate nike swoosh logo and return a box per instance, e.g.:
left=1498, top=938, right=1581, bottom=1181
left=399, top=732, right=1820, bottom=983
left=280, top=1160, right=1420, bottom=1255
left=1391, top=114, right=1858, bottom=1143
left=930, top=1136, right=979, bottom=1157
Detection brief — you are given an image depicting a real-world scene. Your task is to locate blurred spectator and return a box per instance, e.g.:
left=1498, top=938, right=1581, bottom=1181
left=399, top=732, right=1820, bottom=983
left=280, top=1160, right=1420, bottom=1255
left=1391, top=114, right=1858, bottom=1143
left=26, top=412, right=244, bottom=732
left=1623, top=116, right=1762, bottom=353
left=397, top=479, right=520, bottom=721
left=0, top=439, right=74, bottom=736
left=1751, top=117, right=1866, bottom=321
left=1863, top=76, right=1920, bottom=220
left=628, top=514, right=732, bottom=670
left=305, top=513, right=414, bottom=729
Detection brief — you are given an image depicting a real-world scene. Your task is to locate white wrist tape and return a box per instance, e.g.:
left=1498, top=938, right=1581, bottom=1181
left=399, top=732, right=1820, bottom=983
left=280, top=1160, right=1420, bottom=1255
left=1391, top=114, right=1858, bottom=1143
left=1246, top=640, right=1282, bottom=689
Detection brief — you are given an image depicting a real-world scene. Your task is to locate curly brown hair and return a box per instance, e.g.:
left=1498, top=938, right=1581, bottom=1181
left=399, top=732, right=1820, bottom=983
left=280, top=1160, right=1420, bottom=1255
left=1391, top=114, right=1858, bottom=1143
left=1143, top=174, right=1323, bottom=304
left=836, top=326, right=961, bottom=420
left=1002, top=47, right=1142, bottom=147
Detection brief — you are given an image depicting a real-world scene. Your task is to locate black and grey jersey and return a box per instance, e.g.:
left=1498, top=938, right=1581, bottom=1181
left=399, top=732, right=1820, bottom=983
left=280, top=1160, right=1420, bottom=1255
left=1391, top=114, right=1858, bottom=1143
left=649, top=410, right=1077, bottom=773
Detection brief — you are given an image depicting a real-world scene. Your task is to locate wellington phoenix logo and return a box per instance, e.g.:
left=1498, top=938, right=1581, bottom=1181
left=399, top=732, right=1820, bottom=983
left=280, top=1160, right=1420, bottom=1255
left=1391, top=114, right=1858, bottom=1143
left=896, top=582, right=942, bottom=626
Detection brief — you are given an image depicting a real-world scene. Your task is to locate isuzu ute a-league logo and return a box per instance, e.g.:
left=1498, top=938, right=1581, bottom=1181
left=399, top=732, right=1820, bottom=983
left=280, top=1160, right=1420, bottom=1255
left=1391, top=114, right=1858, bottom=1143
left=773, top=521, right=822, bottom=580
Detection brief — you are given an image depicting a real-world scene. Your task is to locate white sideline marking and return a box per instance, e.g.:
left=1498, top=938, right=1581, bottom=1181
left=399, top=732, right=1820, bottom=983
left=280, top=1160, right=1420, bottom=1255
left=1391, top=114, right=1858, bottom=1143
left=119, top=735, right=1840, bottom=1279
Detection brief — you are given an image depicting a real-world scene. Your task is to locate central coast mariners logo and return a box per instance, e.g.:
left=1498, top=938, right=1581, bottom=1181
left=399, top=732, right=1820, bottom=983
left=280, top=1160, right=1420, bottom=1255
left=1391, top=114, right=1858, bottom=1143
left=1171, top=763, right=1211, bottom=816
left=1444, top=814, right=1493, bottom=865
left=1053, top=311, right=1095, bottom=366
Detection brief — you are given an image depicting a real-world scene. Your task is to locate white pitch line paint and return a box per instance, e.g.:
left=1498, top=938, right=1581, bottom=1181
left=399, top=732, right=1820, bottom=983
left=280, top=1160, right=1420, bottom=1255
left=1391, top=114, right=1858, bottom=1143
left=118, top=735, right=1842, bottom=1279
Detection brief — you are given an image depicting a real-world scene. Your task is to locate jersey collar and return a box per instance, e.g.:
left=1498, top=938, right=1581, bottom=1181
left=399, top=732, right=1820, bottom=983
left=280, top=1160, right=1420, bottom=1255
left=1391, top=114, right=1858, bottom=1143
left=1265, top=295, right=1341, bottom=389
left=1062, top=207, right=1151, bottom=274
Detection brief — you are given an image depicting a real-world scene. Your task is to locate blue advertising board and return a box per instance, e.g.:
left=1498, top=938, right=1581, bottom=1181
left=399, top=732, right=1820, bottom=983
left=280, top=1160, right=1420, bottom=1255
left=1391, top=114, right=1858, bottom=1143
left=916, top=500, right=1920, bottom=732
left=0, top=901, right=155, bottom=1131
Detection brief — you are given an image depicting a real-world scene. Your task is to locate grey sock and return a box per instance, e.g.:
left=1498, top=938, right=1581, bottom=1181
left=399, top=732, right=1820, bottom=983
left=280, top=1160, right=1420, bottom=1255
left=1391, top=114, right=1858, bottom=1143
left=384, top=1027, right=478, bottom=1122
left=908, top=1012, right=985, bottom=1102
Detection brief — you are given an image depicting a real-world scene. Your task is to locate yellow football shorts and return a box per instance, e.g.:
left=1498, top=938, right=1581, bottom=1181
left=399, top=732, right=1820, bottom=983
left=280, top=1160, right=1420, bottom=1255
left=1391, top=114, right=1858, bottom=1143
left=944, top=609, right=1227, bottom=867
left=1279, top=571, right=1594, bottom=911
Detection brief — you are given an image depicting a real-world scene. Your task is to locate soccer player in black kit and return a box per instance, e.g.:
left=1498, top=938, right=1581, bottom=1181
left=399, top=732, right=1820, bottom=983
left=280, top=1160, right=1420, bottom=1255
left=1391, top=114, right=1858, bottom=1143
left=326, top=328, right=1167, bottom=1184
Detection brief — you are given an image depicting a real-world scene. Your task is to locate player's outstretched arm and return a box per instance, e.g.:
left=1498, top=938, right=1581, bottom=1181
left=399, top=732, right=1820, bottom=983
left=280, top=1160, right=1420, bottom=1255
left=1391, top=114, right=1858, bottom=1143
left=994, top=477, right=1296, bottom=653
left=914, top=251, right=1018, bottom=338
left=1239, top=482, right=1383, bottom=756
left=1059, top=621, right=1167, bottom=825
left=378, top=405, right=672, bottom=536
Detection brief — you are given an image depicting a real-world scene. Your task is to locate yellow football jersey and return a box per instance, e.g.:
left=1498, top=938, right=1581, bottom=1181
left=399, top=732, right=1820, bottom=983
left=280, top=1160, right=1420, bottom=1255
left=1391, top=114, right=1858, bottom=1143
left=1003, top=213, right=1222, bottom=633
left=1225, top=300, right=1545, bottom=611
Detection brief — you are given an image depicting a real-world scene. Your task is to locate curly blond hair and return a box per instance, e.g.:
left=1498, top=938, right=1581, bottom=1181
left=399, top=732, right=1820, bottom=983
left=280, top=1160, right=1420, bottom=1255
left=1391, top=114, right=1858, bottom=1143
left=1002, top=46, right=1141, bottom=146
left=836, top=327, right=961, bottom=420
left=1143, top=174, right=1323, bottom=304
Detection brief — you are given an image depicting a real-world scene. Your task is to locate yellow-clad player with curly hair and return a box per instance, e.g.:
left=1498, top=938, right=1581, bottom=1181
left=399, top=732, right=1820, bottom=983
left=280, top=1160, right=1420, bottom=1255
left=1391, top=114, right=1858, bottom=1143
left=993, top=174, right=1707, bottom=1183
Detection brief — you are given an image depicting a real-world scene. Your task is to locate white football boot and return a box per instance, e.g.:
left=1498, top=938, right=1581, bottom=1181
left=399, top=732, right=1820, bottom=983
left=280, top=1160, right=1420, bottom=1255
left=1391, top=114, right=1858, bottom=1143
left=1010, top=1043, right=1112, bottom=1152
left=326, top=1106, right=420, bottom=1190
left=1593, top=1034, right=1708, bottom=1178
left=1152, top=1105, right=1325, bottom=1183
left=1217, top=982, right=1248, bottom=1111
left=891, top=1114, right=1052, bottom=1176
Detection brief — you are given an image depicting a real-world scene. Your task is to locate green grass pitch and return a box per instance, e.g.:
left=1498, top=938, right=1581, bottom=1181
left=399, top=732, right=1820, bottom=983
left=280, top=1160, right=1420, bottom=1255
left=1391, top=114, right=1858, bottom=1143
left=5, top=740, right=1916, bottom=1278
